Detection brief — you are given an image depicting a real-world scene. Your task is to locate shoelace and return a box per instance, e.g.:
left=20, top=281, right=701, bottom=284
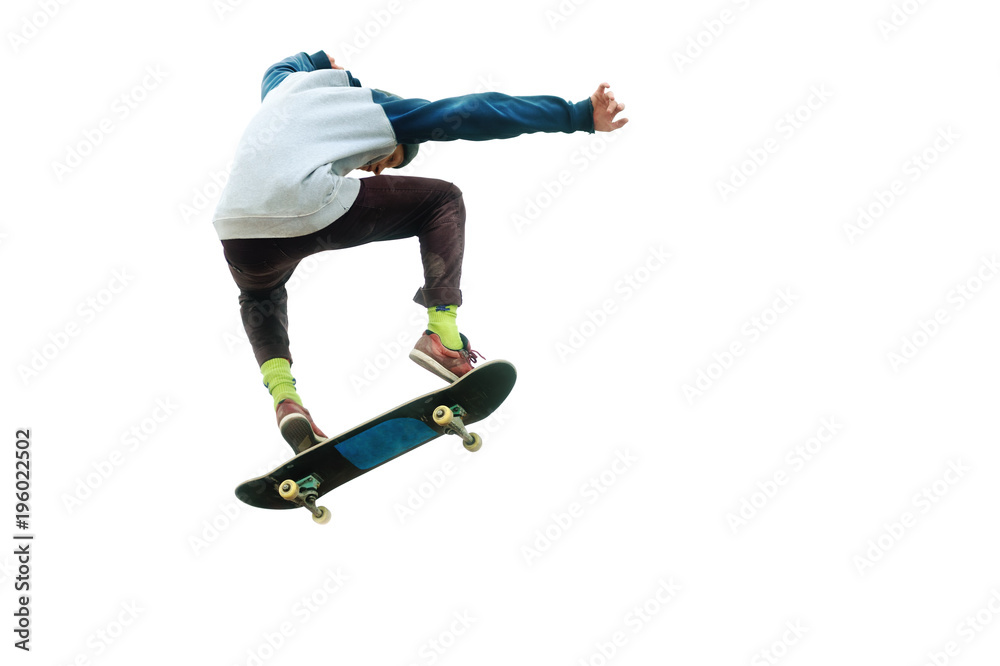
left=466, top=347, right=484, bottom=365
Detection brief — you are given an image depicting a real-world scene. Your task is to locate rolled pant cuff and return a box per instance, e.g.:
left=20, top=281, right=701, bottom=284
left=413, top=287, right=463, bottom=308
left=254, top=345, right=293, bottom=368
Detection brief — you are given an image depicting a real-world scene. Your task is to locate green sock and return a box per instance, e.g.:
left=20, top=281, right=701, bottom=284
left=427, top=304, right=463, bottom=350
left=261, top=358, right=302, bottom=409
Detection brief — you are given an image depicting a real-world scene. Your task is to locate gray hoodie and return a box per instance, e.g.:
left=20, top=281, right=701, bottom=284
left=213, top=50, right=594, bottom=241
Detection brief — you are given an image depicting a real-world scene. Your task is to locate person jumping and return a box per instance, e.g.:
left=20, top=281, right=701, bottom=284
left=213, top=50, right=628, bottom=453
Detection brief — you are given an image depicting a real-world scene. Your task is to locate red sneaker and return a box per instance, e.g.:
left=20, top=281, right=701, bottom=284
left=276, top=400, right=327, bottom=453
left=409, top=331, right=483, bottom=383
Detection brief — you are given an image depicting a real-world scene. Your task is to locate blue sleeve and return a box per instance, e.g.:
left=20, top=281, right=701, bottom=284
left=261, top=50, right=336, bottom=101
left=373, top=91, right=595, bottom=143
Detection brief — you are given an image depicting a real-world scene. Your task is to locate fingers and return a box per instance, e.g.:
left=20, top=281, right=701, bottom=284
left=605, top=91, right=616, bottom=115
left=605, top=98, right=625, bottom=120
left=596, top=83, right=621, bottom=107
left=591, top=83, right=629, bottom=131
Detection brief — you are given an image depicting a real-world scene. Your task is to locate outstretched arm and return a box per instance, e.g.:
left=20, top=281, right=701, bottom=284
left=375, top=91, right=596, bottom=144
left=374, top=81, right=628, bottom=143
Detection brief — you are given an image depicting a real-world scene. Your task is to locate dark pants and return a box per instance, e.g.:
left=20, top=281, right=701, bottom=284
left=221, top=175, right=466, bottom=366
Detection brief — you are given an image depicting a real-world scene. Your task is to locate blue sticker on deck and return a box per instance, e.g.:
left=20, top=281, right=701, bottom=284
left=335, top=419, right=437, bottom=470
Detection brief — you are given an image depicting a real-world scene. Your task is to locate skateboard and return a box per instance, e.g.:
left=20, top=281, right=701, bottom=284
left=235, top=360, right=516, bottom=524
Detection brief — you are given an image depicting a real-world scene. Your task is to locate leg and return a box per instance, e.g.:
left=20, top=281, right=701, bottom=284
left=220, top=240, right=326, bottom=451
left=221, top=239, right=298, bottom=366
left=293, top=176, right=479, bottom=381
left=274, top=175, right=467, bottom=308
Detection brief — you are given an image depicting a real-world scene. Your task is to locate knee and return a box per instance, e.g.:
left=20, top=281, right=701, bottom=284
left=441, top=182, right=465, bottom=221
left=442, top=181, right=463, bottom=203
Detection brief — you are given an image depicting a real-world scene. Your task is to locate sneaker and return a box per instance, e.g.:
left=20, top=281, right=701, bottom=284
left=409, top=330, right=483, bottom=383
left=276, top=400, right=327, bottom=453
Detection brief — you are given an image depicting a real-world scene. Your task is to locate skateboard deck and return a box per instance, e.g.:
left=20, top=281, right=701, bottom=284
left=235, top=360, right=516, bottom=523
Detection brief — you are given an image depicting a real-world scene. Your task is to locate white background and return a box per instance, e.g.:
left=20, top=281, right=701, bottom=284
left=4, top=0, right=1000, bottom=664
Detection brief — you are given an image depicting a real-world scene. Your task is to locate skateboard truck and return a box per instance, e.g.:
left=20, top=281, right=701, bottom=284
left=432, top=404, right=483, bottom=452
left=278, top=475, right=332, bottom=524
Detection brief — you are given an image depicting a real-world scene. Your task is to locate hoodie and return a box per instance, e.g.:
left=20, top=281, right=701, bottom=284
left=213, top=50, right=594, bottom=240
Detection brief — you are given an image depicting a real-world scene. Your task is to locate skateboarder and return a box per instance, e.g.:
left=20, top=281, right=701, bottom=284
left=214, top=50, right=628, bottom=452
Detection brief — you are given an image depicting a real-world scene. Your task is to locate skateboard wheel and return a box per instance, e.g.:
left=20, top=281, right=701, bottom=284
left=464, top=432, right=482, bottom=452
left=433, top=405, right=454, bottom=426
left=279, top=480, right=300, bottom=500
left=312, top=506, right=331, bottom=525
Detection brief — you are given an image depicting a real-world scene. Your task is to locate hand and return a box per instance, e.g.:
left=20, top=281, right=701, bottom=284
left=590, top=83, right=628, bottom=132
left=327, top=54, right=345, bottom=70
